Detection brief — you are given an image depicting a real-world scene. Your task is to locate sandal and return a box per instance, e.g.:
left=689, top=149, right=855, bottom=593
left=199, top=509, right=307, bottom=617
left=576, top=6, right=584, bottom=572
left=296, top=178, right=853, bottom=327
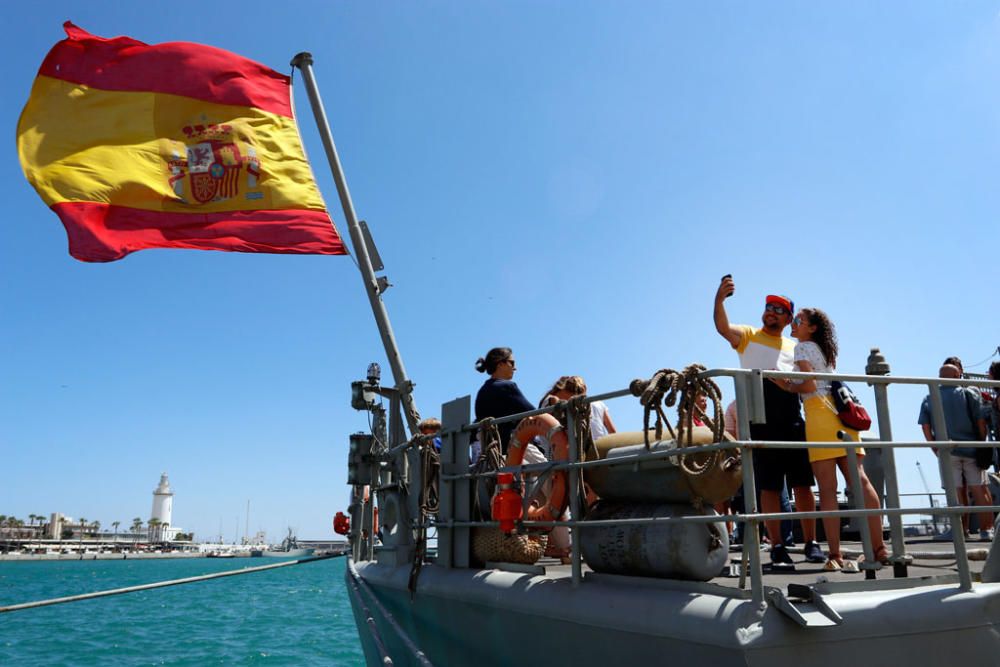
left=841, top=559, right=860, bottom=573
left=823, top=558, right=842, bottom=572
left=873, top=545, right=890, bottom=565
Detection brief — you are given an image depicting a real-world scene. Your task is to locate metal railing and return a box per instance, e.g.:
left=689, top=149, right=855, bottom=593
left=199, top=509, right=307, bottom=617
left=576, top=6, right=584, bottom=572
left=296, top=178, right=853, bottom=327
left=388, top=366, right=1000, bottom=604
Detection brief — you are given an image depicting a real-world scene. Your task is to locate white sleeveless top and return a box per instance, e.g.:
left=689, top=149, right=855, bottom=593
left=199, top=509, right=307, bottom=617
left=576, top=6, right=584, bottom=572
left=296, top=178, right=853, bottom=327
left=793, top=340, right=832, bottom=401
left=590, top=401, right=610, bottom=440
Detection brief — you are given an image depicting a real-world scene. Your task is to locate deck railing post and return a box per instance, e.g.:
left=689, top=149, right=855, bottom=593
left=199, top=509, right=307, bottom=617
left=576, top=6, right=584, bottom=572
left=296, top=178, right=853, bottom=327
left=927, top=380, right=973, bottom=590
left=439, top=396, right=472, bottom=569
left=844, top=433, right=876, bottom=579
left=566, top=400, right=582, bottom=586
left=735, top=372, right=764, bottom=604
left=866, top=348, right=908, bottom=577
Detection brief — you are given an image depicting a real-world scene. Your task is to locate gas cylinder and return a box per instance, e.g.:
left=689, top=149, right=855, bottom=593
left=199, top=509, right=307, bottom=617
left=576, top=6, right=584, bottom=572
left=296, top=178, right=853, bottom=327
left=580, top=501, right=729, bottom=581
left=585, top=428, right=740, bottom=505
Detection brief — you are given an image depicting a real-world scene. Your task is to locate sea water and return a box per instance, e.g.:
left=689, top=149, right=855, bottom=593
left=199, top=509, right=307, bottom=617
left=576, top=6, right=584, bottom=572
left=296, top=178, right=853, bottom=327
left=0, top=557, right=364, bottom=666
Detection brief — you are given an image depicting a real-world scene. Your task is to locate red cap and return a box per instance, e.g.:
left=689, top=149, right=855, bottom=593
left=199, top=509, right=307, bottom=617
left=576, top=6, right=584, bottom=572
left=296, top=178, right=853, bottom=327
left=765, top=294, right=794, bottom=313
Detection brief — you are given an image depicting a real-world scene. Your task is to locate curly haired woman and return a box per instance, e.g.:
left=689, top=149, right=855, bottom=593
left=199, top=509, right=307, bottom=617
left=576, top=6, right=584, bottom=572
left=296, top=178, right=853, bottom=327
left=772, top=308, right=886, bottom=572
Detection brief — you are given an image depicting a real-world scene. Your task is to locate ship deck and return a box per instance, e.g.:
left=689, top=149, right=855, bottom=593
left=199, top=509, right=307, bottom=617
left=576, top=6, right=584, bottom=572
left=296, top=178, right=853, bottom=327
left=524, top=535, right=991, bottom=590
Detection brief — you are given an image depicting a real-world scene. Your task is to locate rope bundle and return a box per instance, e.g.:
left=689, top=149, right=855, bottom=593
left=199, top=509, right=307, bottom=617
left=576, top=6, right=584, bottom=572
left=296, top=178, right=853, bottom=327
left=629, top=364, right=732, bottom=478
left=471, top=419, right=504, bottom=521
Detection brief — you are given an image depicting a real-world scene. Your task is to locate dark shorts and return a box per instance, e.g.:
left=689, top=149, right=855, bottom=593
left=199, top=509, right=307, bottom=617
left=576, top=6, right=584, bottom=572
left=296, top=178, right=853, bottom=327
left=750, top=422, right=814, bottom=492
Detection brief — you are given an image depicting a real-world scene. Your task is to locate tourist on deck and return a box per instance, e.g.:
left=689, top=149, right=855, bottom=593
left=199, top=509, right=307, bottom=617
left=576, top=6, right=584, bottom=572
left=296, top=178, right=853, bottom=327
left=919, top=363, right=994, bottom=541
left=987, top=362, right=1000, bottom=474
left=772, top=308, right=887, bottom=571
left=542, top=375, right=617, bottom=441
left=713, top=276, right=823, bottom=567
left=944, top=356, right=965, bottom=374
left=417, top=417, right=442, bottom=452
left=724, top=399, right=739, bottom=439
left=474, top=347, right=534, bottom=457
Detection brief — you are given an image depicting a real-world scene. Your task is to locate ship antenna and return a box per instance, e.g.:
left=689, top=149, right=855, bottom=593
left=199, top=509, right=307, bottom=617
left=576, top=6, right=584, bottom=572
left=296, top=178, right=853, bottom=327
left=291, top=52, right=420, bottom=436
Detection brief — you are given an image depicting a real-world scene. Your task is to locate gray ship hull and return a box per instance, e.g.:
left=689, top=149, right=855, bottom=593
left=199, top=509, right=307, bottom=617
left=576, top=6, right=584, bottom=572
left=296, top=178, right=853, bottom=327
left=349, top=558, right=1000, bottom=666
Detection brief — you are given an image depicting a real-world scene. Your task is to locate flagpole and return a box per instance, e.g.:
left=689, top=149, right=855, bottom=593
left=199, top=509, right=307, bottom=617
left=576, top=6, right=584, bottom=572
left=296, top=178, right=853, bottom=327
left=291, top=52, right=420, bottom=437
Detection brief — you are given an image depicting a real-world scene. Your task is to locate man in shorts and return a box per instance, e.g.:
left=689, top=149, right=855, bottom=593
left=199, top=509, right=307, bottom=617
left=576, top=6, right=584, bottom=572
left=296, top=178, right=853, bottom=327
left=919, top=363, right=994, bottom=540
left=713, top=276, right=823, bottom=566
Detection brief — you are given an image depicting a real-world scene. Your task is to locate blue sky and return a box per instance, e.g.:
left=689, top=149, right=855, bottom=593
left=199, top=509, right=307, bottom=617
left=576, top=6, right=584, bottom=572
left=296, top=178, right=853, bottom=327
left=3, top=3, right=998, bottom=542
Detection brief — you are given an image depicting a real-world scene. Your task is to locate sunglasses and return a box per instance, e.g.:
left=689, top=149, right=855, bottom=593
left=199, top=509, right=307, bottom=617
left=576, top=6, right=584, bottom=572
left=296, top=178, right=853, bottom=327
left=793, top=316, right=803, bottom=326
left=764, top=303, right=789, bottom=315
left=503, top=359, right=516, bottom=368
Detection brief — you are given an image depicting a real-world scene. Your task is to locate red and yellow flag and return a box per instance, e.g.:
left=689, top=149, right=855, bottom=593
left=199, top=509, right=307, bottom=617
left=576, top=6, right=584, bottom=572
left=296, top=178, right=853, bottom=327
left=17, top=23, right=347, bottom=262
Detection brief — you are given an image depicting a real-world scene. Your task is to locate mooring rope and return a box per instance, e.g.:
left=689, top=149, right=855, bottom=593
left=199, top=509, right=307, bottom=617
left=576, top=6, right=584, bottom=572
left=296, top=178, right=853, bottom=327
left=630, top=363, right=734, bottom=477
left=0, top=552, right=343, bottom=614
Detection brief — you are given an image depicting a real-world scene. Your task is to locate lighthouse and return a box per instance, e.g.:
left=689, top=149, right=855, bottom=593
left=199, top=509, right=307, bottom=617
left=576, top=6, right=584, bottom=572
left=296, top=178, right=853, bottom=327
left=150, top=472, right=174, bottom=541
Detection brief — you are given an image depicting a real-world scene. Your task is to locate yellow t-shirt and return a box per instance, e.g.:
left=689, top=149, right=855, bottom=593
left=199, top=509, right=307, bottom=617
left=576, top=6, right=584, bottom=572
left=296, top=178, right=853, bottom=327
left=734, top=325, right=795, bottom=372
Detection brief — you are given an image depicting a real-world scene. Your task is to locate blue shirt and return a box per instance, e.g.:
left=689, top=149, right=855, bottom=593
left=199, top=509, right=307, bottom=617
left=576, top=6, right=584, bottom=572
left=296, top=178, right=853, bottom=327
left=918, top=386, right=984, bottom=457
left=475, top=378, right=534, bottom=452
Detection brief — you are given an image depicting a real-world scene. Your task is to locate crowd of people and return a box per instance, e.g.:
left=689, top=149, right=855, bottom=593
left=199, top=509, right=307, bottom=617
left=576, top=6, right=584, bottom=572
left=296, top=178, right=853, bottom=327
left=450, top=276, right=999, bottom=573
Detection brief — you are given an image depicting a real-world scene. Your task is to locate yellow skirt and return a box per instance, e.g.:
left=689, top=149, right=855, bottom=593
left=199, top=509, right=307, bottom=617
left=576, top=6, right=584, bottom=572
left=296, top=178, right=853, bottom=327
left=803, top=395, right=864, bottom=463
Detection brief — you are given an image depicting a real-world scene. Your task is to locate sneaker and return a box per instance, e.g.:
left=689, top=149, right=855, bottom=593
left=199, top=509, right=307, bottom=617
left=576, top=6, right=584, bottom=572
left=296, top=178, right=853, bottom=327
left=770, top=544, right=795, bottom=567
left=804, top=541, right=826, bottom=564
left=980, top=529, right=994, bottom=542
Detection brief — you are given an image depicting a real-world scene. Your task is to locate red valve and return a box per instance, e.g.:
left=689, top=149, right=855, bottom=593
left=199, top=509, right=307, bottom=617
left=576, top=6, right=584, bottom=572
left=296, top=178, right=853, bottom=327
left=491, top=472, right=523, bottom=534
left=333, top=511, right=351, bottom=535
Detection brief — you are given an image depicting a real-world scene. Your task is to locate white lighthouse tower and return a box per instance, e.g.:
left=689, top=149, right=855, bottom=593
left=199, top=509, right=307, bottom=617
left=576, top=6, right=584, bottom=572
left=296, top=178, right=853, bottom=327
left=150, top=472, right=174, bottom=541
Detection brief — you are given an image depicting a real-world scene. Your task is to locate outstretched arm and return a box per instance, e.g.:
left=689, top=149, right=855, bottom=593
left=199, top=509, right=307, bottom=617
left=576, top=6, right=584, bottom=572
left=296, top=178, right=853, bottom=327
left=713, top=276, right=741, bottom=348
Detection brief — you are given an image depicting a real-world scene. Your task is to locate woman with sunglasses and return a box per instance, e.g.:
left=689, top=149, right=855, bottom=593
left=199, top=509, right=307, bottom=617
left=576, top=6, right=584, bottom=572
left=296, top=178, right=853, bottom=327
left=772, top=308, right=887, bottom=572
left=541, top=375, right=617, bottom=441
left=474, top=347, right=534, bottom=456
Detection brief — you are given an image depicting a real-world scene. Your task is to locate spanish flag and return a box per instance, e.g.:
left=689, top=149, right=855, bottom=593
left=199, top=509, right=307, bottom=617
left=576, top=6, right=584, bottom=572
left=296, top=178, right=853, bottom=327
left=17, top=23, right=347, bottom=262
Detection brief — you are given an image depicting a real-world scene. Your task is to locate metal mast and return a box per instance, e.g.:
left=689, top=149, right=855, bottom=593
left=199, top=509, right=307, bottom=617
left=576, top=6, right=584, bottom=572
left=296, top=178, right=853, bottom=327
left=290, top=52, right=420, bottom=436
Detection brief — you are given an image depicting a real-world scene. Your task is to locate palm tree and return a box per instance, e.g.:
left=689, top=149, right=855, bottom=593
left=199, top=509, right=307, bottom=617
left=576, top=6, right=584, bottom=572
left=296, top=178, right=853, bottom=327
left=148, top=518, right=161, bottom=543
left=92, top=521, right=101, bottom=540
left=112, top=521, right=121, bottom=545
left=78, top=517, right=87, bottom=554
left=131, top=517, right=143, bottom=549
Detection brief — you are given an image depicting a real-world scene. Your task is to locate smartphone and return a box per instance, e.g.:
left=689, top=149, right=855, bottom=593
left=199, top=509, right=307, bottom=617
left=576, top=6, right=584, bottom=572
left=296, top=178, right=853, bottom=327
left=721, top=274, right=734, bottom=298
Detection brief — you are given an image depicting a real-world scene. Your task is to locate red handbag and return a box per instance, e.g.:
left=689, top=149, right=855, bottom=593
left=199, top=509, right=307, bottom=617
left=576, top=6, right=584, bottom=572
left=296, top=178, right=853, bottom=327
left=831, top=381, right=872, bottom=431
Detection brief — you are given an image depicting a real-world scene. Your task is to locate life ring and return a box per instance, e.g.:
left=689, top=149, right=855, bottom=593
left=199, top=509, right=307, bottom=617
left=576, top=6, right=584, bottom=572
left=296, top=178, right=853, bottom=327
left=505, top=413, right=569, bottom=529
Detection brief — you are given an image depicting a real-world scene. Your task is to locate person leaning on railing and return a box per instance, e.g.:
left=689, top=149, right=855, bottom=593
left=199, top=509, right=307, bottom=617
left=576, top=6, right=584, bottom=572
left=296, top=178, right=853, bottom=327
left=771, top=307, right=887, bottom=572
left=918, top=363, right=994, bottom=541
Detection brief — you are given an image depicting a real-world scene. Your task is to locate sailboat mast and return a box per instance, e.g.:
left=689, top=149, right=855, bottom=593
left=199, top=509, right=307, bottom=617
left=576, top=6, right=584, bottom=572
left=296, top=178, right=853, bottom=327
left=291, top=52, right=420, bottom=437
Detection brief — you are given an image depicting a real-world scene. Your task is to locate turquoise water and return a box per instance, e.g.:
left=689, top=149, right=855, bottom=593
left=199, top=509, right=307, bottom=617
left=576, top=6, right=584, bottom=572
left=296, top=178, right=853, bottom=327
left=0, top=557, right=364, bottom=666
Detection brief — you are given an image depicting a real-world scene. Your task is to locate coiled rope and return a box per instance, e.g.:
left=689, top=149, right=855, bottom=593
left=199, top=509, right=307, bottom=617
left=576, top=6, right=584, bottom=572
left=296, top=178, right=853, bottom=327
left=409, top=435, right=440, bottom=595
left=629, top=363, right=728, bottom=477
left=471, top=418, right=504, bottom=521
